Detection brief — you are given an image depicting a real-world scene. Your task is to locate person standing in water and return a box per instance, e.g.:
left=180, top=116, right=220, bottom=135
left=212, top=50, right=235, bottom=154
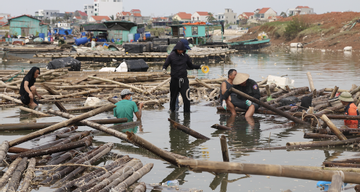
left=20, top=67, right=42, bottom=109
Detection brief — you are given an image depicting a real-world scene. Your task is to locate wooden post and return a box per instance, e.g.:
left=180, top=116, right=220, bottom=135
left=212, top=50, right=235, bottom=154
left=8, top=104, right=115, bottom=147
left=0, top=141, right=9, bottom=167
left=0, top=158, right=22, bottom=188
left=133, top=182, right=146, bottom=192
left=230, top=88, right=308, bottom=125
left=18, top=158, right=36, bottom=192
left=329, top=86, right=339, bottom=99
left=220, top=135, right=229, bottom=162
left=328, top=174, right=343, bottom=192
left=168, top=118, right=210, bottom=140
left=149, top=77, right=171, bottom=93
left=176, top=159, right=360, bottom=184
left=7, top=157, right=28, bottom=192
left=195, top=78, right=214, bottom=89
left=307, top=72, right=315, bottom=92
left=320, top=115, right=347, bottom=140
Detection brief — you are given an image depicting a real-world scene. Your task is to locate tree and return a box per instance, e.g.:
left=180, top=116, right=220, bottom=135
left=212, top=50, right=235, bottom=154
left=64, top=13, right=71, bottom=21
left=284, top=16, right=309, bottom=40
left=172, top=18, right=180, bottom=25
left=110, top=15, right=115, bottom=21
left=207, top=12, right=216, bottom=23
left=280, top=12, right=287, bottom=18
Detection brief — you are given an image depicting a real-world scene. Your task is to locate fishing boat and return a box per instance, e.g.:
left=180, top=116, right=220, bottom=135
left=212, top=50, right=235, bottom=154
left=227, top=38, right=271, bottom=50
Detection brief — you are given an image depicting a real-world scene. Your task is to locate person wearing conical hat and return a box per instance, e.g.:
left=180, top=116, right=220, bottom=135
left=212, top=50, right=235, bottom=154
left=338, top=92, right=359, bottom=128
left=231, top=73, right=260, bottom=118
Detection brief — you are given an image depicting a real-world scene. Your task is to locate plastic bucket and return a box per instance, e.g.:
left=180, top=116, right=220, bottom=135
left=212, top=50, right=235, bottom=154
left=134, top=33, right=140, bottom=42
left=75, top=37, right=88, bottom=46
left=39, top=33, right=45, bottom=39
left=145, top=33, right=151, bottom=38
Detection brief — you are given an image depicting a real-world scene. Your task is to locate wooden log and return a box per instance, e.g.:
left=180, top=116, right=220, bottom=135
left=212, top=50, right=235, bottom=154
left=303, top=133, right=337, bottom=139
left=306, top=72, right=315, bottom=92
left=55, top=156, right=130, bottom=192
left=195, top=78, right=213, bottom=89
left=7, top=69, right=61, bottom=86
left=55, top=101, right=67, bottom=112
left=329, top=86, right=339, bottom=99
left=55, top=85, right=124, bottom=89
left=0, top=94, right=22, bottom=105
left=211, top=124, right=231, bottom=130
left=46, top=149, right=80, bottom=167
left=168, top=118, right=210, bottom=140
left=19, top=106, right=51, bottom=117
left=176, top=159, right=360, bottom=184
left=149, top=77, right=171, bottom=93
left=111, top=163, right=154, bottom=192
left=88, top=161, right=143, bottom=192
left=323, top=162, right=360, bottom=168
left=6, top=157, right=28, bottom=192
left=269, top=87, right=309, bottom=104
left=41, top=83, right=59, bottom=95
left=0, top=158, right=22, bottom=188
left=0, top=70, right=22, bottom=81
left=8, top=136, right=93, bottom=161
left=18, top=158, right=36, bottom=192
left=220, top=135, right=229, bottom=162
left=8, top=147, right=29, bottom=153
left=48, top=88, right=102, bottom=99
left=355, top=185, right=360, bottom=192
left=133, top=182, right=146, bottom=192
left=324, top=88, right=349, bottom=93
left=328, top=174, right=343, bottom=192
left=286, top=141, right=323, bottom=147
left=8, top=104, right=115, bottom=147
left=326, top=158, right=360, bottom=164
left=316, top=105, right=344, bottom=115
left=0, top=141, right=9, bottom=167
left=351, top=86, right=360, bottom=95
left=0, top=81, right=19, bottom=90
left=66, top=105, right=103, bottom=112
left=72, top=159, right=141, bottom=192
left=0, top=118, right=127, bottom=131
left=88, top=76, right=147, bottom=94
left=320, top=115, right=347, bottom=140
left=230, top=88, right=308, bottom=125
left=55, top=142, right=113, bottom=186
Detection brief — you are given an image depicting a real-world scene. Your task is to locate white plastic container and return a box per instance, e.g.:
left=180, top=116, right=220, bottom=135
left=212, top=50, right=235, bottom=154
left=116, top=61, right=128, bottom=72
left=267, top=75, right=295, bottom=89
left=344, top=46, right=352, bottom=51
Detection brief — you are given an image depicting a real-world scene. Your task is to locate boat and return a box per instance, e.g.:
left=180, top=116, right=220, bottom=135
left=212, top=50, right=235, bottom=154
left=227, top=38, right=271, bottom=50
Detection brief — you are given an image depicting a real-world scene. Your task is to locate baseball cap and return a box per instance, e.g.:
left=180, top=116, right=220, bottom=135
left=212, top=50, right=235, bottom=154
left=120, top=89, right=134, bottom=96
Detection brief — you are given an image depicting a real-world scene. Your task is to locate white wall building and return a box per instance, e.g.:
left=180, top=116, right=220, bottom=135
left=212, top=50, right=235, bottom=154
left=84, top=4, right=95, bottom=16
left=191, top=11, right=208, bottom=22
left=93, top=0, right=123, bottom=18
left=35, top=10, right=60, bottom=19
left=287, top=6, right=315, bottom=16
left=55, top=23, right=71, bottom=29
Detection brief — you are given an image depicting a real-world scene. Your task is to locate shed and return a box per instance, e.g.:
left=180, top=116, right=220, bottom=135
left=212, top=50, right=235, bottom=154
left=171, top=23, right=217, bottom=45
left=8, top=15, right=48, bottom=36
left=103, top=21, right=137, bottom=42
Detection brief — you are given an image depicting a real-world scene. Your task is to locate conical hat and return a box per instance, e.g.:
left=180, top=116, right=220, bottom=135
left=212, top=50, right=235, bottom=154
left=233, top=73, right=250, bottom=85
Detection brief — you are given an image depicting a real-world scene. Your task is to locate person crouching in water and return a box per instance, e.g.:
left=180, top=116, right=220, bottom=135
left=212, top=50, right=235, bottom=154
left=338, top=92, right=359, bottom=128
left=162, top=40, right=202, bottom=112
left=220, top=69, right=237, bottom=116
left=20, top=67, right=42, bottom=109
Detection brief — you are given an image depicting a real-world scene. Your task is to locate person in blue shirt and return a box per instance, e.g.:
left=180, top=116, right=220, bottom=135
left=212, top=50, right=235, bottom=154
left=113, top=89, right=144, bottom=122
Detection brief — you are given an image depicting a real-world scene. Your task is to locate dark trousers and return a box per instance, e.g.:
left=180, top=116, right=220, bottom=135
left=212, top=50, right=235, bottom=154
left=170, top=77, right=190, bottom=112
left=231, top=95, right=259, bottom=111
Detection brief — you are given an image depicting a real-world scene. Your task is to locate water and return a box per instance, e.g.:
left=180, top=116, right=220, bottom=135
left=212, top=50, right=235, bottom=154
left=1, top=49, right=360, bottom=191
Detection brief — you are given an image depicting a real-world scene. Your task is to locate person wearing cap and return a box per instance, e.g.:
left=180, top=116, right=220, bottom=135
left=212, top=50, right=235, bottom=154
left=229, top=73, right=260, bottom=118
left=338, top=92, right=359, bottom=128
left=113, top=89, right=144, bottom=123
left=162, top=40, right=202, bottom=112
left=220, top=69, right=237, bottom=116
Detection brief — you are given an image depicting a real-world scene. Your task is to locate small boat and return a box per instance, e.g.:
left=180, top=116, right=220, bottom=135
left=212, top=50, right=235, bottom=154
left=227, top=38, right=271, bottom=51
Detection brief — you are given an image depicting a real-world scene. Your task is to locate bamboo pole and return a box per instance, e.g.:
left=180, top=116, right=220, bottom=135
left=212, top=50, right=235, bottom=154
left=0, top=118, right=127, bottom=131
left=149, top=77, right=171, bottom=93
left=133, top=182, right=146, bottom=192
left=55, top=85, right=124, bottom=89
left=8, top=136, right=93, bottom=161
left=0, top=158, right=22, bottom=188
left=328, top=174, right=343, bottom=192
left=230, top=88, right=308, bottom=125
left=19, top=106, right=51, bottom=117
left=176, top=159, right=360, bottom=184
left=0, top=94, right=22, bottom=105
left=18, top=158, right=36, bottom=192
left=329, top=86, right=339, bottom=99
left=307, top=72, right=315, bottom=92
left=320, top=115, right=347, bottom=140
left=195, top=78, right=213, bottom=89
left=88, top=76, right=147, bottom=94
left=112, top=163, right=154, bottom=192
left=220, top=135, right=229, bottom=162
left=88, top=161, right=143, bottom=192
left=168, top=118, right=210, bottom=140
left=6, top=157, right=28, bottom=192
left=48, top=88, right=102, bottom=99
left=0, top=141, right=9, bottom=167
left=8, top=104, right=115, bottom=147
left=211, top=124, right=231, bottom=130
left=0, top=81, right=19, bottom=90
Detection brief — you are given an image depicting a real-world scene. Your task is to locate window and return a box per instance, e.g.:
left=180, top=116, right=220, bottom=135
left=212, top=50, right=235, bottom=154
left=95, top=4, right=97, bottom=6
left=95, top=9, right=97, bottom=11
left=192, top=26, right=198, bottom=35
left=197, top=17, right=199, bottom=20
left=46, top=12, right=49, bottom=15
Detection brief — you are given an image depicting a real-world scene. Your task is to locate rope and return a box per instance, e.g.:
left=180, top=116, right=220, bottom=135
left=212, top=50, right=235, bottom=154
left=5, top=68, right=24, bottom=83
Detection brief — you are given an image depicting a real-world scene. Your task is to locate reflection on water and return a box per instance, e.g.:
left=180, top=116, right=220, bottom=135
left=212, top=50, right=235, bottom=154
left=1, top=50, right=360, bottom=191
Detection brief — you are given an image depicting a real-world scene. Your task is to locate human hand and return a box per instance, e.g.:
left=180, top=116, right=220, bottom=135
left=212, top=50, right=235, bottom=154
left=162, top=69, right=167, bottom=74
left=245, top=100, right=252, bottom=107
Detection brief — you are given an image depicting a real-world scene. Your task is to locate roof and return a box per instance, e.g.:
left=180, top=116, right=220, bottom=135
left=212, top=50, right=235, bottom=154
left=74, top=16, right=82, bottom=20
left=195, top=12, right=209, bottom=16
left=243, top=12, right=254, bottom=17
left=175, top=12, right=191, bottom=20
left=121, top=12, right=131, bottom=16
left=133, top=13, right=142, bottom=17
left=296, top=6, right=310, bottom=9
left=8, top=15, right=40, bottom=22
left=0, top=21, right=6, bottom=26
left=77, top=11, right=87, bottom=17
left=0, top=17, right=4, bottom=20
left=258, top=8, right=270, bottom=14
left=131, top=9, right=141, bottom=12
left=91, top=16, right=111, bottom=21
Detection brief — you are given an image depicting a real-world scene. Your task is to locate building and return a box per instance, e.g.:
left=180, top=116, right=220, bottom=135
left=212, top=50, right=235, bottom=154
left=88, top=16, right=111, bottom=23
left=93, top=0, right=123, bottom=18
left=191, top=12, right=209, bottom=22
left=217, top=9, right=237, bottom=25
left=287, top=6, right=315, bottom=16
left=0, top=17, right=8, bottom=26
left=84, top=4, right=95, bottom=16
left=238, top=12, right=254, bottom=20
left=103, top=21, right=137, bottom=42
left=172, top=12, right=191, bottom=23
left=0, top=13, right=11, bottom=20
left=8, top=15, right=48, bottom=36
left=74, top=10, right=88, bottom=20
left=116, top=9, right=143, bottom=24
left=152, top=17, right=172, bottom=27
left=251, top=8, right=277, bottom=22
left=34, top=10, right=60, bottom=20
left=55, top=22, right=71, bottom=29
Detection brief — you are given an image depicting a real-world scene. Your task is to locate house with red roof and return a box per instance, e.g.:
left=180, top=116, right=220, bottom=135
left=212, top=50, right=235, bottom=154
left=287, top=6, right=315, bottom=16
left=251, top=7, right=277, bottom=22
left=238, top=12, right=254, bottom=20
left=173, top=12, right=192, bottom=22
left=191, top=11, right=209, bottom=22
left=88, top=16, right=111, bottom=23
left=74, top=10, right=88, bottom=20
left=116, top=9, right=143, bottom=24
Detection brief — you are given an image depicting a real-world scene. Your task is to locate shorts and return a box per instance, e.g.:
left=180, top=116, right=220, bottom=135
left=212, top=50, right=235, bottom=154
left=20, top=93, right=38, bottom=106
left=231, top=95, right=259, bottom=111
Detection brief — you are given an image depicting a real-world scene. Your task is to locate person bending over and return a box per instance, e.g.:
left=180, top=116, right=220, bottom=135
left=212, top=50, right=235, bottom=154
left=20, top=67, right=42, bottom=109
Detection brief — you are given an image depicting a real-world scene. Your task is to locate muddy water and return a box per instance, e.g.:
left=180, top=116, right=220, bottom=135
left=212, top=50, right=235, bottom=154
left=1, top=49, right=360, bottom=191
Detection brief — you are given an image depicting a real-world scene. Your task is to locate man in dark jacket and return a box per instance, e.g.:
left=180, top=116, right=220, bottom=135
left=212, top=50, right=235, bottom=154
left=162, top=40, right=202, bottom=112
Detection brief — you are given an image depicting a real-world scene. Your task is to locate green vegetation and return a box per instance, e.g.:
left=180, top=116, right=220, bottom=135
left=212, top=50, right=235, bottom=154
left=261, top=21, right=290, bottom=39
left=327, top=31, right=358, bottom=41
left=207, top=13, right=216, bottom=23
left=298, top=26, right=334, bottom=37
left=284, top=16, right=310, bottom=40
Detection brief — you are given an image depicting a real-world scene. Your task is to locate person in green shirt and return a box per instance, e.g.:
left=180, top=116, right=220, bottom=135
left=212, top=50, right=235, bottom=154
left=113, top=89, right=144, bottom=122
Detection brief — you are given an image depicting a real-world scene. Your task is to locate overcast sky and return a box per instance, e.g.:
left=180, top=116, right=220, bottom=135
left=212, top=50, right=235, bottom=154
left=1, top=0, right=359, bottom=17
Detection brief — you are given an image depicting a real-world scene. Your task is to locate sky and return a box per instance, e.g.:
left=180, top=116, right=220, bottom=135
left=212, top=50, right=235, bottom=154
left=0, top=0, right=359, bottom=17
